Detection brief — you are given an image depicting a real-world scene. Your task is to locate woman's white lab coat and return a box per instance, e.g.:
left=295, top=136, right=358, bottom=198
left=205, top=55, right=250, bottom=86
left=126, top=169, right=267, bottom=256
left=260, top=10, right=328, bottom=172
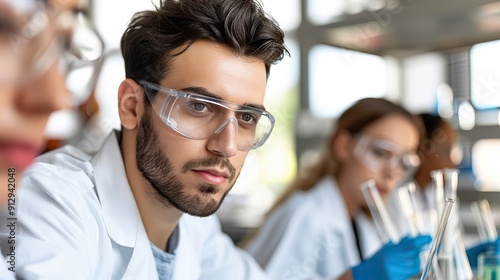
left=246, top=177, right=383, bottom=280
left=0, top=131, right=268, bottom=280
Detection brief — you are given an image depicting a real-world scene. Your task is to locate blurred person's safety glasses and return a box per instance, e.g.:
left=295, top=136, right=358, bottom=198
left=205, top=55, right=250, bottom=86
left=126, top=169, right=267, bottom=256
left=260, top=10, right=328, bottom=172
left=0, top=0, right=104, bottom=105
left=353, top=135, right=421, bottom=178
left=139, top=81, right=275, bottom=151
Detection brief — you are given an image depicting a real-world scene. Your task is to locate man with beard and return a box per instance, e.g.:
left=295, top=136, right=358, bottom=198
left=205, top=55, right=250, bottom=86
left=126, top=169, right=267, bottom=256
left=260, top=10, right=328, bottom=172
left=4, top=0, right=288, bottom=279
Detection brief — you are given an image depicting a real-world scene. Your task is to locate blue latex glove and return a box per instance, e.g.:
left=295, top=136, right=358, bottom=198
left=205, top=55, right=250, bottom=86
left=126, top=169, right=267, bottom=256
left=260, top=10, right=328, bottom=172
left=466, top=237, right=500, bottom=270
left=352, top=235, right=432, bottom=280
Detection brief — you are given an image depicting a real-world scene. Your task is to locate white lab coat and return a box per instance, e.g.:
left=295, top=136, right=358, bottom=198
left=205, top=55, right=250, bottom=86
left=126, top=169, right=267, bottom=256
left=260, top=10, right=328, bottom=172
left=0, top=131, right=269, bottom=280
left=245, top=177, right=383, bottom=280
left=0, top=253, right=15, bottom=279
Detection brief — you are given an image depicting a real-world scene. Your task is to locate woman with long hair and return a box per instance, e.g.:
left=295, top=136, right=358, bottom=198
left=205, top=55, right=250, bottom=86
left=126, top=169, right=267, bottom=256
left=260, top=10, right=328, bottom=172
left=244, top=98, right=430, bottom=280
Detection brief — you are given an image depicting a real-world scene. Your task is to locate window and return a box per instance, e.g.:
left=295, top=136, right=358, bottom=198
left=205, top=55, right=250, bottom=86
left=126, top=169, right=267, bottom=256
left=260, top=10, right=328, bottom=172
left=308, top=44, right=387, bottom=118
left=262, top=0, right=301, bottom=31
left=401, top=52, right=446, bottom=113
left=307, top=0, right=346, bottom=25
left=472, top=139, right=500, bottom=190
left=471, top=40, right=500, bottom=110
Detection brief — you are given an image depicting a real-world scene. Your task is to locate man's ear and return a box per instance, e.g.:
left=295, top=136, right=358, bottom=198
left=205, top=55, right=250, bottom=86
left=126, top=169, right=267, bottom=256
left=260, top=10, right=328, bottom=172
left=118, top=79, right=141, bottom=130
left=331, top=129, right=353, bottom=163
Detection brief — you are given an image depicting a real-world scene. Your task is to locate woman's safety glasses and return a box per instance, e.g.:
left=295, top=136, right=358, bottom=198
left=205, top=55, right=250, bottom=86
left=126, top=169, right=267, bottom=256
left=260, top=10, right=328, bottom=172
left=353, top=135, right=421, bottom=178
left=140, top=81, right=275, bottom=151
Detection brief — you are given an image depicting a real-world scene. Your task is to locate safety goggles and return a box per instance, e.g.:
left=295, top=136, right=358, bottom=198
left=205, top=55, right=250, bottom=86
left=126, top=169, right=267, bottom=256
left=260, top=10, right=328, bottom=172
left=1, top=1, right=104, bottom=104
left=140, top=81, right=275, bottom=151
left=353, top=135, right=420, bottom=178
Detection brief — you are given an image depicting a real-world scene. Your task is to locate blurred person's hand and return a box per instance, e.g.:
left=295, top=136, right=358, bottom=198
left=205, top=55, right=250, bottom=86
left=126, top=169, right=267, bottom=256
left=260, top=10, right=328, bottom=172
left=466, top=237, right=500, bottom=269
left=352, top=235, right=431, bottom=280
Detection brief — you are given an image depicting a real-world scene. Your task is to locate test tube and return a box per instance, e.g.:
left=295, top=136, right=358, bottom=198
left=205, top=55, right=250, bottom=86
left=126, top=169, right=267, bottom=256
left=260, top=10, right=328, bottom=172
left=431, top=169, right=445, bottom=220
left=397, top=185, right=419, bottom=236
left=360, top=179, right=399, bottom=244
left=398, top=182, right=439, bottom=277
left=397, top=181, right=426, bottom=236
left=453, top=229, right=474, bottom=280
left=420, top=198, right=455, bottom=280
left=443, top=168, right=459, bottom=201
left=441, top=168, right=460, bottom=266
left=407, top=182, right=427, bottom=234
left=471, top=200, right=498, bottom=242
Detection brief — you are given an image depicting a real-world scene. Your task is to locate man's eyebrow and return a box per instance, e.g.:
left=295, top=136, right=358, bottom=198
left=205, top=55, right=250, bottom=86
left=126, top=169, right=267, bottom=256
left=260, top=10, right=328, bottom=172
left=180, top=86, right=267, bottom=111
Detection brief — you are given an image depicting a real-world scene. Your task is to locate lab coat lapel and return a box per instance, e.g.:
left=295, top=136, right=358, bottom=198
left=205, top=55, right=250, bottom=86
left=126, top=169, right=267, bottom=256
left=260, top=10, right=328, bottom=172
left=121, top=216, right=159, bottom=280
left=172, top=217, right=202, bottom=280
left=92, top=131, right=139, bottom=247
left=319, top=178, right=360, bottom=264
left=91, top=131, right=158, bottom=279
left=355, top=211, right=383, bottom=258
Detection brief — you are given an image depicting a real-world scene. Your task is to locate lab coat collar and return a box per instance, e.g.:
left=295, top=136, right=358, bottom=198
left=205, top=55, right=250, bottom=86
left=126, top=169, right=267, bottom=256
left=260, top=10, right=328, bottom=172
left=317, top=176, right=350, bottom=223
left=91, top=130, right=140, bottom=248
left=323, top=176, right=383, bottom=259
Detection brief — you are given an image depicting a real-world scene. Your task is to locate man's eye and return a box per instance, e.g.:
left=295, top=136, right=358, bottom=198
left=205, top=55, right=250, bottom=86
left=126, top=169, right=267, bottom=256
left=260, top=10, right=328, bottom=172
left=241, top=113, right=256, bottom=123
left=192, top=103, right=207, bottom=111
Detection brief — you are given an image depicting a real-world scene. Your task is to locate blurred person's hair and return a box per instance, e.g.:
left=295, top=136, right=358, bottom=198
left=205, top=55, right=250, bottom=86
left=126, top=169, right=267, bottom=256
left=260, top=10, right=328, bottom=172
left=420, top=113, right=444, bottom=140
left=417, top=113, right=455, bottom=154
left=0, top=4, right=18, bottom=35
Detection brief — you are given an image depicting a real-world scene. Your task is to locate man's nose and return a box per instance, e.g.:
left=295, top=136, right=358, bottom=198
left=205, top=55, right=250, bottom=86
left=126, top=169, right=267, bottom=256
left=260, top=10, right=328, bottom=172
left=207, top=116, right=238, bottom=157
left=214, top=116, right=238, bottom=135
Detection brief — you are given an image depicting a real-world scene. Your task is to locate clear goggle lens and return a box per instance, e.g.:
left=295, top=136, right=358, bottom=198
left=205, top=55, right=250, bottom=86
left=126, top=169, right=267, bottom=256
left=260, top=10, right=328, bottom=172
left=140, top=81, right=275, bottom=151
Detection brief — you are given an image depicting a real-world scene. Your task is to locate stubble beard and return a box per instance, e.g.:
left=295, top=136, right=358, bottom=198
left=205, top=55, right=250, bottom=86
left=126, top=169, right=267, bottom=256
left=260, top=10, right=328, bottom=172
left=135, top=107, right=238, bottom=217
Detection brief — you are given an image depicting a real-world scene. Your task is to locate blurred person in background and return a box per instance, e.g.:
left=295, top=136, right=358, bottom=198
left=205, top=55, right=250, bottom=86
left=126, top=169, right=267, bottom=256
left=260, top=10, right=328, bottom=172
left=387, top=113, right=460, bottom=236
left=244, top=98, right=430, bottom=280
left=412, top=113, right=500, bottom=270
left=0, top=0, right=103, bottom=277
left=413, top=113, right=459, bottom=207
left=0, top=0, right=103, bottom=197
left=246, top=98, right=430, bottom=279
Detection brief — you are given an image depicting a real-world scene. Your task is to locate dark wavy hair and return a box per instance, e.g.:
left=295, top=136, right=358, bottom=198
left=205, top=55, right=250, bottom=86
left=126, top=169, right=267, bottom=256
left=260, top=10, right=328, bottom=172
left=121, top=0, right=288, bottom=92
